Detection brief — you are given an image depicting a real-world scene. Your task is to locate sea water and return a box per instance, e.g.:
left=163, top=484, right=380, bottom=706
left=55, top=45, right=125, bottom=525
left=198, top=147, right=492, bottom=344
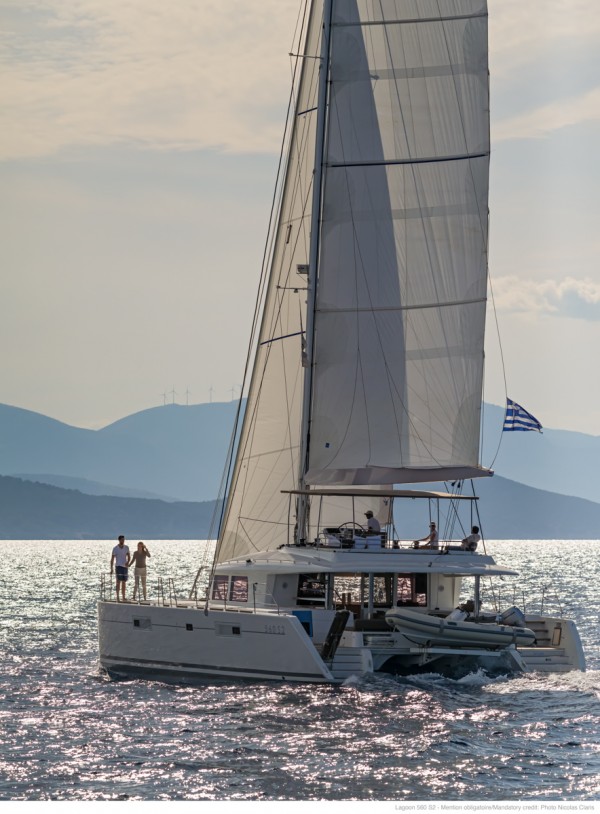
left=0, top=539, right=598, bottom=802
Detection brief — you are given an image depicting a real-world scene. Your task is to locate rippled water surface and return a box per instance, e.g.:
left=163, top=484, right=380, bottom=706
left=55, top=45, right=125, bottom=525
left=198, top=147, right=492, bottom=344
left=1, top=539, right=599, bottom=801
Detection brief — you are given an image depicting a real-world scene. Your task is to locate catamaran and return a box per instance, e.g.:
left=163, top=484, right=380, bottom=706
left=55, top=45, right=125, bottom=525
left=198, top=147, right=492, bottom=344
left=97, top=0, right=585, bottom=682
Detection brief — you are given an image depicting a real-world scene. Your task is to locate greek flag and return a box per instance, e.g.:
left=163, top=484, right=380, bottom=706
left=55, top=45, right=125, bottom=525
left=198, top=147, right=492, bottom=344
left=503, top=398, right=543, bottom=432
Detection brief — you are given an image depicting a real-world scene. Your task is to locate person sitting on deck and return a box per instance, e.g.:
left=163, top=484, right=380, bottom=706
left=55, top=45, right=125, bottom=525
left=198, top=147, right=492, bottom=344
left=414, top=521, right=439, bottom=549
left=461, top=526, right=481, bottom=552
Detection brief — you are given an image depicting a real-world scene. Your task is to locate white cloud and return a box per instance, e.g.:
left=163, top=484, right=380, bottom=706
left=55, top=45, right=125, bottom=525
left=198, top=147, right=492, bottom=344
left=0, top=0, right=302, bottom=160
left=489, top=0, right=600, bottom=77
left=493, top=87, right=600, bottom=142
left=4, top=0, right=598, bottom=161
left=491, top=276, right=600, bottom=321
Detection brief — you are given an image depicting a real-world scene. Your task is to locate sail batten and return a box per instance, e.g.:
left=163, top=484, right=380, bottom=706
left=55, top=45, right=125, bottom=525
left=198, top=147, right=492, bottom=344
left=327, top=152, right=489, bottom=167
left=317, top=297, right=487, bottom=314
left=333, top=13, right=487, bottom=28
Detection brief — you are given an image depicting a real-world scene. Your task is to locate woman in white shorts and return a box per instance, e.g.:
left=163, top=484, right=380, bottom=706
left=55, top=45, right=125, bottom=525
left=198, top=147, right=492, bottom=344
left=130, top=542, right=151, bottom=600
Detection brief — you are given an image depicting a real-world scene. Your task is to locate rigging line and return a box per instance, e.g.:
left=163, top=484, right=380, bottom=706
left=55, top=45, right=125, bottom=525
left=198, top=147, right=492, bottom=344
left=259, top=330, right=304, bottom=347
left=265, top=29, right=323, bottom=343
left=290, top=0, right=308, bottom=53
left=485, top=271, right=509, bottom=471
left=216, top=2, right=310, bottom=552
left=238, top=514, right=293, bottom=528
left=191, top=414, right=238, bottom=592
left=444, top=480, right=467, bottom=541
left=269, top=2, right=318, bottom=310
left=192, top=407, right=240, bottom=598
left=232, top=4, right=313, bottom=395
left=471, top=479, right=487, bottom=555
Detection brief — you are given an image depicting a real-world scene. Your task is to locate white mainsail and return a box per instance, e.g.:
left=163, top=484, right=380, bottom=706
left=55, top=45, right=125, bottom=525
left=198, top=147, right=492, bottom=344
left=307, top=0, right=490, bottom=486
left=218, top=0, right=490, bottom=563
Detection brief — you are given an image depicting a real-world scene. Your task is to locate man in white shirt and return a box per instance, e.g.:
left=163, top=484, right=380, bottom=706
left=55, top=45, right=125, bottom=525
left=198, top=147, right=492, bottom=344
left=461, top=526, right=481, bottom=552
left=110, top=535, right=131, bottom=601
left=364, top=510, right=381, bottom=534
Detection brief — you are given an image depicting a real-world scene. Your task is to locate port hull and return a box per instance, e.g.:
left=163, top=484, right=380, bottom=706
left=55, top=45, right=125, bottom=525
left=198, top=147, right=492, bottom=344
left=98, top=601, right=334, bottom=683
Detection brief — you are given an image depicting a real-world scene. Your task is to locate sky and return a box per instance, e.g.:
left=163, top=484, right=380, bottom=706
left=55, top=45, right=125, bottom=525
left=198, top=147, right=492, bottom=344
left=1, top=0, right=600, bottom=434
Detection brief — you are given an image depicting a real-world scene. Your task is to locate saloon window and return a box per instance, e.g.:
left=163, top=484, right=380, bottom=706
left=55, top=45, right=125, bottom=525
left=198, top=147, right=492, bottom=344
left=211, top=575, right=228, bottom=600
left=229, top=576, right=249, bottom=602
left=397, top=574, right=427, bottom=606
left=297, top=573, right=326, bottom=600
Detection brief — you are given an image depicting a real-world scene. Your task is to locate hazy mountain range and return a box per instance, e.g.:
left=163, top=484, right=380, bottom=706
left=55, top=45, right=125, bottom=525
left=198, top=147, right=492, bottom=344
left=0, top=400, right=598, bottom=539
left=0, top=401, right=238, bottom=503
left=0, top=475, right=219, bottom=540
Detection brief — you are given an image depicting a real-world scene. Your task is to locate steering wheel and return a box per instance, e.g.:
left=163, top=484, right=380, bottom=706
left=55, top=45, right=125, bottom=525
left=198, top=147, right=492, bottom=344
left=338, top=521, right=366, bottom=533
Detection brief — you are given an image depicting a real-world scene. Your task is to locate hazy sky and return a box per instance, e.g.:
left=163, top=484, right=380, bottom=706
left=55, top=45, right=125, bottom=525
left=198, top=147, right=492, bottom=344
left=2, top=0, right=599, bottom=434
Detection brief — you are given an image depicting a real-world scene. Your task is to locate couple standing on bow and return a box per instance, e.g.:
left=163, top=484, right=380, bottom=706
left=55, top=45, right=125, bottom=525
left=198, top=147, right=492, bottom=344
left=110, top=535, right=151, bottom=601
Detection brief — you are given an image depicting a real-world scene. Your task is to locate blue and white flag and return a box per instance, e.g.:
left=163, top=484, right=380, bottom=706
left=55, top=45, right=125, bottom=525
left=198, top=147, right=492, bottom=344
left=503, top=398, right=543, bottom=432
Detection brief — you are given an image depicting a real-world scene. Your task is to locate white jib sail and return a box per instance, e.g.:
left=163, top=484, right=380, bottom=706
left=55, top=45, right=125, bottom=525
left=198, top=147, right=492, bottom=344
left=217, top=2, right=325, bottom=563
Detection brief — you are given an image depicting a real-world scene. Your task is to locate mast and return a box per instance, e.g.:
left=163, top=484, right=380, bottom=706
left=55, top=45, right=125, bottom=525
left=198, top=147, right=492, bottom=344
left=297, top=0, right=333, bottom=542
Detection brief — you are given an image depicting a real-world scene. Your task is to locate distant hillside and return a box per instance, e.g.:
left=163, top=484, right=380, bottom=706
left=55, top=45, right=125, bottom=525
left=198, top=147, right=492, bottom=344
left=1, top=473, right=599, bottom=540
left=14, top=473, right=176, bottom=502
left=0, top=401, right=239, bottom=502
left=1, top=400, right=599, bottom=509
left=0, top=476, right=220, bottom=539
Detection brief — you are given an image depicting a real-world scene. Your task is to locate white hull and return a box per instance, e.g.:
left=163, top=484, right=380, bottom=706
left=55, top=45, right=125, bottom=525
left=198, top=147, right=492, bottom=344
left=384, top=607, right=536, bottom=648
left=98, top=598, right=585, bottom=683
left=98, top=601, right=335, bottom=683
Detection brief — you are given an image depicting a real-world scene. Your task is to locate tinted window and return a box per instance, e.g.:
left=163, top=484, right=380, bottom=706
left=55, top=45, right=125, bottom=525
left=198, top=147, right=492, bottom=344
left=211, top=575, right=228, bottom=600
left=229, top=576, right=249, bottom=602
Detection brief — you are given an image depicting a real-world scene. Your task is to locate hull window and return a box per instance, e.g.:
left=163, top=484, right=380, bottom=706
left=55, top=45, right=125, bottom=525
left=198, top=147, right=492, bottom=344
left=216, top=624, right=242, bottom=637
left=133, top=618, right=152, bottom=630
left=229, top=576, right=249, bottom=603
left=211, top=576, right=228, bottom=600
